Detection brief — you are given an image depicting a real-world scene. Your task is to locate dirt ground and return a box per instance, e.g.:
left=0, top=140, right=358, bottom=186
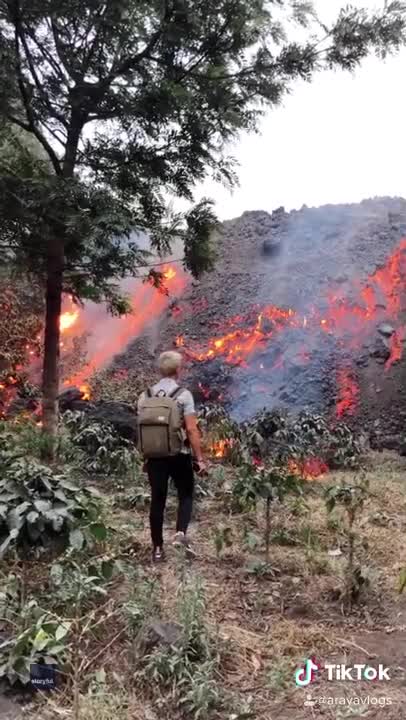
left=112, top=450, right=406, bottom=719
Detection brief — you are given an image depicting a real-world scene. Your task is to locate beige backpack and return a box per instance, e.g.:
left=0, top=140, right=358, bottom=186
left=137, top=386, right=185, bottom=458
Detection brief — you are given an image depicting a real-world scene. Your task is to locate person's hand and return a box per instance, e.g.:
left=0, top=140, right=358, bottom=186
left=195, top=459, right=208, bottom=475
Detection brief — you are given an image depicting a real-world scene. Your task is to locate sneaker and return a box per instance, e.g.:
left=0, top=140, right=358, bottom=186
left=152, top=546, right=164, bottom=562
left=173, top=532, right=197, bottom=558
left=172, top=531, right=187, bottom=547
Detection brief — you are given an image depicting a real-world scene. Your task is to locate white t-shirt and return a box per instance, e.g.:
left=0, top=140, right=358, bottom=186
left=138, top=378, right=195, bottom=454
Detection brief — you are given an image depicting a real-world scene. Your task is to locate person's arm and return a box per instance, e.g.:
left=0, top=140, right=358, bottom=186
left=182, top=390, right=207, bottom=472
left=184, top=414, right=204, bottom=464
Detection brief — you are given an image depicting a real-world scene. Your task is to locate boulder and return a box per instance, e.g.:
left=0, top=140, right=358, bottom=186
left=369, top=336, right=391, bottom=361
left=89, top=401, right=137, bottom=441
left=262, top=238, right=280, bottom=257
left=59, top=388, right=137, bottom=441
left=378, top=323, right=395, bottom=338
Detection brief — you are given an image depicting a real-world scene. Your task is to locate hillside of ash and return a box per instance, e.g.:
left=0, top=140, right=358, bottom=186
left=110, top=197, right=406, bottom=448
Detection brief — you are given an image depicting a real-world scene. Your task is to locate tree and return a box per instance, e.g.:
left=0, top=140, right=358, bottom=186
left=0, top=0, right=405, bottom=444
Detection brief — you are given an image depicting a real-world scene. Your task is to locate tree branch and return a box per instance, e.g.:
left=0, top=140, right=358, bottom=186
left=16, top=21, right=68, bottom=129
left=10, top=1, right=62, bottom=175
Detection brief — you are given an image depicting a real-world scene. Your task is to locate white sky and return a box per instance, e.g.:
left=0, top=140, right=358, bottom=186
left=197, top=0, right=406, bottom=220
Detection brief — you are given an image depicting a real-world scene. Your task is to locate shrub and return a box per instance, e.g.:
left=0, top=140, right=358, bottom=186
left=0, top=454, right=105, bottom=558
left=63, top=411, right=141, bottom=477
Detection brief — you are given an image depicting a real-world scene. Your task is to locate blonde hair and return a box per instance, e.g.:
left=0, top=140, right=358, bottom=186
left=158, top=350, right=182, bottom=377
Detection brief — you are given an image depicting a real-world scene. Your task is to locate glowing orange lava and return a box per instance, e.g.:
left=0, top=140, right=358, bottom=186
left=288, top=457, right=328, bottom=480
left=336, top=369, right=360, bottom=418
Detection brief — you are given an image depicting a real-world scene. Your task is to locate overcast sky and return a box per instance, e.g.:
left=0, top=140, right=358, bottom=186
left=197, top=0, right=406, bottom=220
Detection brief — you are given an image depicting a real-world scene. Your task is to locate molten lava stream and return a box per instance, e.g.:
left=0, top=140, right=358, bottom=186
left=385, top=327, right=406, bottom=370
left=335, top=368, right=360, bottom=418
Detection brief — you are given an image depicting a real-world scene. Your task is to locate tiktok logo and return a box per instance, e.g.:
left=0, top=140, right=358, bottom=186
left=295, top=657, right=321, bottom=687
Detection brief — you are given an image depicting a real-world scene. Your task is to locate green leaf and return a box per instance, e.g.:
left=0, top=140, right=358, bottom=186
left=33, top=628, right=51, bottom=651
left=95, top=668, right=106, bottom=683
left=89, top=523, right=107, bottom=541
left=55, top=622, right=71, bottom=641
left=69, top=528, right=84, bottom=551
left=50, top=563, right=64, bottom=586
left=34, top=499, right=52, bottom=513
left=54, top=489, right=68, bottom=503
left=101, top=560, right=114, bottom=580
left=26, top=511, right=39, bottom=524
left=0, top=529, right=19, bottom=558
left=59, top=479, right=80, bottom=492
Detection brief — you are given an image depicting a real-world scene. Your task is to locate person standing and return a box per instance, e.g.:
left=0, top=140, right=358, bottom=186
left=137, top=351, right=206, bottom=561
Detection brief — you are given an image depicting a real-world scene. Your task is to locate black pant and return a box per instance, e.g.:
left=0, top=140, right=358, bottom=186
left=146, top=454, right=194, bottom=548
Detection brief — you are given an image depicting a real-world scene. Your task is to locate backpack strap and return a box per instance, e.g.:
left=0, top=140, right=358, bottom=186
left=169, top=386, right=184, bottom=400
left=146, top=387, right=153, bottom=398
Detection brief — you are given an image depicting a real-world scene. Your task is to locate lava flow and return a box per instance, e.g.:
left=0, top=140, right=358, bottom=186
left=179, top=237, right=406, bottom=418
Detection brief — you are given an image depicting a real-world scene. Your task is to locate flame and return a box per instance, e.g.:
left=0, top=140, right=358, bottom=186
left=79, top=384, right=91, bottom=401
left=176, top=335, right=185, bottom=347
left=64, top=264, right=186, bottom=390
left=60, top=310, right=79, bottom=332
left=164, top=267, right=176, bottom=280
left=288, top=457, right=328, bottom=480
left=385, top=326, right=406, bottom=370
left=209, top=439, right=234, bottom=458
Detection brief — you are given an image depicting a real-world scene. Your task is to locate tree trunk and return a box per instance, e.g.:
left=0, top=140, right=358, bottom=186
left=41, top=236, right=64, bottom=455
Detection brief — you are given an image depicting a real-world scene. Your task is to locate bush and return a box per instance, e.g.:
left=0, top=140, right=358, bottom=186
left=63, top=411, right=141, bottom=477
left=242, top=410, right=363, bottom=469
left=0, top=452, right=105, bottom=558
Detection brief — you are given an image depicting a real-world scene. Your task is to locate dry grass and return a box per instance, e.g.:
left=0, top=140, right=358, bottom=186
left=29, top=692, right=152, bottom=720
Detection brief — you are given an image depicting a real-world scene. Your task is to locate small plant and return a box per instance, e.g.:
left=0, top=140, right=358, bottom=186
left=139, top=576, right=225, bottom=719
left=213, top=526, right=233, bottom=559
left=233, top=462, right=302, bottom=562
left=267, top=656, right=293, bottom=694
left=49, top=558, right=115, bottom=607
left=242, top=528, right=261, bottom=552
left=325, top=476, right=369, bottom=609
left=245, top=559, right=276, bottom=578
left=271, top=528, right=298, bottom=547
left=124, top=573, right=161, bottom=638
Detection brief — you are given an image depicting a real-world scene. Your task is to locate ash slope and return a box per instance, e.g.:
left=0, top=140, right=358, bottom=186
left=115, top=197, right=406, bottom=439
